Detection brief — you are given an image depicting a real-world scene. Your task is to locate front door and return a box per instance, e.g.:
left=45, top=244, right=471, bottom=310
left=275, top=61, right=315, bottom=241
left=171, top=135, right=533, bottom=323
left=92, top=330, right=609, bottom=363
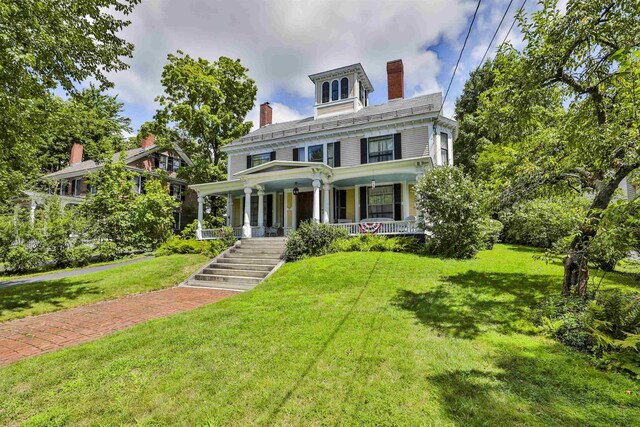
left=296, top=191, right=313, bottom=227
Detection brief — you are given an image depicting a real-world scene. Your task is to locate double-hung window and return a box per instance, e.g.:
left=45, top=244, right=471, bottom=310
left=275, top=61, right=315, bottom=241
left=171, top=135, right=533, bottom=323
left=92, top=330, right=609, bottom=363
left=307, top=144, right=323, bottom=163
left=340, top=77, right=349, bottom=99
left=327, top=142, right=336, bottom=167
left=367, top=186, right=394, bottom=219
left=440, top=132, right=449, bottom=165
left=368, top=135, right=394, bottom=163
left=251, top=152, right=271, bottom=167
left=132, top=176, right=142, bottom=194
left=159, top=154, right=167, bottom=170
left=71, top=178, right=82, bottom=196
left=331, top=80, right=339, bottom=101
left=321, top=82, right=330, bottom=103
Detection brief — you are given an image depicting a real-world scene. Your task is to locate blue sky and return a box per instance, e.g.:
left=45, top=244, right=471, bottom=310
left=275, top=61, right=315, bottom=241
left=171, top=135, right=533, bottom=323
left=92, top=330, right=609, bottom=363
left=101, top=0, right=550, bottom=136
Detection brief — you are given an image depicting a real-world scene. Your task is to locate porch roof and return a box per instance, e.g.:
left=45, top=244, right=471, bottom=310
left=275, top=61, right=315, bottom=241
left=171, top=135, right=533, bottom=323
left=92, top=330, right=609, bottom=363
left=190, top=156, right=432, bottom=197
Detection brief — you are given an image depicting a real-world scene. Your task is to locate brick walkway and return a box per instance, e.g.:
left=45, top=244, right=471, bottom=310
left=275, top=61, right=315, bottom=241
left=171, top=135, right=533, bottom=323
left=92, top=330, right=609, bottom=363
left=0, top=287, right=238, bottom=366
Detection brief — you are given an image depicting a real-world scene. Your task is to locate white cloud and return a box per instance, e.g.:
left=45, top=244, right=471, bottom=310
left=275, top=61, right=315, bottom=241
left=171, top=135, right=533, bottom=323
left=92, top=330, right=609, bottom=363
left=246, top=102, right=307, bottom=131
left=107, top=0, right=479, bottom=123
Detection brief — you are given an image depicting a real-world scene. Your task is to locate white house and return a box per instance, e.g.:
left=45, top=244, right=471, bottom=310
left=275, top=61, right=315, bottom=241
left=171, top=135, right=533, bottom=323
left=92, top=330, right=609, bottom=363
left=191, top=59, right=457, bottom=239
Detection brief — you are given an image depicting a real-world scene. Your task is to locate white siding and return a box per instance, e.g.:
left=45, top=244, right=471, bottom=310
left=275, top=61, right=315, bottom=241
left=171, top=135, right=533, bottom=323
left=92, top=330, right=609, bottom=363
left=228, top=154, right=246, bottom=179
left=340, top=136, right=361, bottom=167
left=275, top=147, right=293, bottom=162
left=402, top=126, right=429, bottom=158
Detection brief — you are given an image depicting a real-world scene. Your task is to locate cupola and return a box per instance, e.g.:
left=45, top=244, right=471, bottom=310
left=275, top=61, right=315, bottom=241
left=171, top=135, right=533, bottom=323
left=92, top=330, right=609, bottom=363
left=308, top=63, right=374, bottom=119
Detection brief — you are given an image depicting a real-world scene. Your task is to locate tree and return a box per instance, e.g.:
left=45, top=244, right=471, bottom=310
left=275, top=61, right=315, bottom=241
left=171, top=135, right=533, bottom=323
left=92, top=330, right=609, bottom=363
left=81, top=157, right=136, bottom=247
left=453, top=60, right=496, bottom=174
left=39, top=87, right=132, bottom=174
left=480, top=0, right=640, bottom=296
left=130, top=177, right=179, bottom=249
left=0, top=0, right=139, bottom=204
left=152, top=52, right=257, bottom=218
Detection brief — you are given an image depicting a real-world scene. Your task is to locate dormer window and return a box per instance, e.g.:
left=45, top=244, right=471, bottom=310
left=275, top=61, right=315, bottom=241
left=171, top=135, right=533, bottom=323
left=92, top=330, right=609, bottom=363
left=322, top=82, right=330, bottom=103
left=340, top=77, right=349, bottom=99
left=331, top=80, right=339, bottom=101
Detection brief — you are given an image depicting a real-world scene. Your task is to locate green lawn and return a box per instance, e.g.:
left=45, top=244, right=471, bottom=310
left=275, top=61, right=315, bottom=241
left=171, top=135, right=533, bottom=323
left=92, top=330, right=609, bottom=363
left=0, top=254, right=208, bottom=323
left=0, top=245, right=638, bottom=426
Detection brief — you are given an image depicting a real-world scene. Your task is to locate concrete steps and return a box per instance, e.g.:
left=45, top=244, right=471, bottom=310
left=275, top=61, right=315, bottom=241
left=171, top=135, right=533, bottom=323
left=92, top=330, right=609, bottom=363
left=183, top=237, right=286, bottom=291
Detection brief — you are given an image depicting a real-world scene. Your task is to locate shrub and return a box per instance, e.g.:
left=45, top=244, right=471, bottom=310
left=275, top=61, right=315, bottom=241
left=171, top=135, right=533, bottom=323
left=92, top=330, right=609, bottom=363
left=533, top=291, right=640, bottom=377
left=94, top=241, right=119, bottom=262
left=4, top=245, right=43, bottom=273
left=284, top=221, right=349, bottom=261
left=68, top=245, right=93, bottom=267
left=499, top=197, right=585, bottom=248
left=415, top=166, right=485, bottom=258
left=155, top=236, right=229, bottom=258
left=329, top=235, right=423, bottom=254
left=479, top=218, right=503, bottom=250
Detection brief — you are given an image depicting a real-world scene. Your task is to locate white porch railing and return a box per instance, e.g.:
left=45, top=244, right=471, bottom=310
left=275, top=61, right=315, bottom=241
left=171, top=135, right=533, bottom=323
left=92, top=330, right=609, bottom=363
left=198, top=226, right=265, bottom=240
left=328, top=220, right=421, bottom=236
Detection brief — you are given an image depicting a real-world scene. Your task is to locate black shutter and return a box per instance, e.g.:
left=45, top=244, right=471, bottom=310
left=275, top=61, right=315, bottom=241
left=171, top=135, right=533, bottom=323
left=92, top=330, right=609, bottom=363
left=153, top=153, right=160, bottom=168
left=266, top=194, right=273, bottom=227
left=181, top=185, right=186, bottom=202
left=293, top=148, right=299, bottom=161
left=246, top=155, right=252, bottom=169
left=393, top=183, right=402, bottom=220
left=394, top=133, right=402, bottom=160
left=168, top=157, right=174, bottom=172
left=359, top=187, right=367, bottom=220
left=360, top=138, right=368, bottom=164
left=270, top=151, right=276, bottom=161
left=334, top=141, right=341, bottom=167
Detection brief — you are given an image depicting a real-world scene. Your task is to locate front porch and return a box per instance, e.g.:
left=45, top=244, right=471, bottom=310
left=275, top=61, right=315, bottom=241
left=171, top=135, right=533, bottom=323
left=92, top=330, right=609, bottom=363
left=190, top=158, right=430, bottom=239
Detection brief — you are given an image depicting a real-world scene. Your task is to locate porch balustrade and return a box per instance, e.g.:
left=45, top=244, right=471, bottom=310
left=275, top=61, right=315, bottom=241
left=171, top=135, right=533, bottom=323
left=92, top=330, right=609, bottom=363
left=197, top=220, right=421, bottom=240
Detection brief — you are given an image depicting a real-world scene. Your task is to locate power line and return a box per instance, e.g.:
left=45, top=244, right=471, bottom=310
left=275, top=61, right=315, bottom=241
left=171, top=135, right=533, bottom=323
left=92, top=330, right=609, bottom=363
left=479, top=0, right=515, bottom=66
left=438, top=0, right=483, bottom=118
left=500, top=0, right=527, bottom=47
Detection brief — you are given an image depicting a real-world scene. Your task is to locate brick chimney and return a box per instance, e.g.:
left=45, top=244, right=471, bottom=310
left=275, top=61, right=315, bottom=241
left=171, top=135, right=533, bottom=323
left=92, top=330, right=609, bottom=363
left=70, top=143, right=83, bottom=165
left=387, top=59, right=404, bottom=100
left=260, top=102, right=272, bottom=128
left=141, top=133, right=155, bottom=149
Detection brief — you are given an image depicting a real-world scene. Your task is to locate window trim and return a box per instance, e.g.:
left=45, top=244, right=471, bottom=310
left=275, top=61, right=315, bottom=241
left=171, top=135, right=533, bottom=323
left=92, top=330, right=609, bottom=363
left=440, top=131, right=449, bottom=165
left=331, top=80, right=339, bottom=101
left=321, top=81, right=330, bottom=103
left=307, top=144, right=324, bottom=163
left=250, top=152, right=272, bottom=168
left=367, top=135, right=394, bottom=163
left=340, top=77, right=349, bottom=99
left=71, top=178, right=82, bottom=197
left=366, top=185, right=395, bottom=219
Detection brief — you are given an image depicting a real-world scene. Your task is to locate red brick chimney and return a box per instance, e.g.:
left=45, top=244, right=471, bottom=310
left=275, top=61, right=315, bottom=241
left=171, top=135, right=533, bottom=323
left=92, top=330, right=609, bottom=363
left=141, top=133, right=155, bottom=149
left=387, top=59, right=404, bottom=100
left=70, top=143, right=83, bottom=165
left=260, top=102, right=272, bottom=128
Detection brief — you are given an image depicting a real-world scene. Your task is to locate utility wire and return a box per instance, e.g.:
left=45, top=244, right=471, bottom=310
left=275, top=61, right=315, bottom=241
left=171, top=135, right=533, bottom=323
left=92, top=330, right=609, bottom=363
left=479, top=0, right=515, bottom=66
left=500, top=0, right=527, bottom=47
left=437, top=0, right=483, bottom=119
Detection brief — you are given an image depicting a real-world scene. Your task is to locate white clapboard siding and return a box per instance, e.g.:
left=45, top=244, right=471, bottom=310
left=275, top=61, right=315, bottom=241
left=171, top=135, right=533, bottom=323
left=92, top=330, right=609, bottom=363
left=228, top=154, right=246, bottom=178
left=401, top=126, right=430, bottom=158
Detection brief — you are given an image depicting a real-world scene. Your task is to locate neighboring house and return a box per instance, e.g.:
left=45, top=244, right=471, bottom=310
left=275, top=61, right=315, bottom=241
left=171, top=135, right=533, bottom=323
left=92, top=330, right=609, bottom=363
left=191, top=59, right=457, bottom=239
left=618, top=177, right=637, bottom=201
left=15, top=135, right=197, bottom=230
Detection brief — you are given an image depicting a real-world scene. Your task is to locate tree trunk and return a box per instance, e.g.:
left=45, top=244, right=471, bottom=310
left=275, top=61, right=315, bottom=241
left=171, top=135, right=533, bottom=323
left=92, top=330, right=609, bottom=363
left=562, top=163, right=638, bottom=296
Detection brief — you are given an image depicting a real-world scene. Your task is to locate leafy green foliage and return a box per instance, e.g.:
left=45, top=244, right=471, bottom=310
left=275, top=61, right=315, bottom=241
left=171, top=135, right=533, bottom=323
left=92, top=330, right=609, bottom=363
left=155, top=236, right=231, bottom=258
left=499, top=197, right=586, bottom=248
left=478, top=218, right=504, bottom=250
left=415, top=167, right=486, bottom=258
left=534, top=290, right=640, bottom=377
left=0, top=0, right=139, bottom=203
left=329, top=235, right=424, bottom=254
left=284, top=221, right=349, bottom=261
left=94, top=241, right=119, bottom=262
left=453, top=60, right=496, bottom=174
left=129, top=178, right=178, bottom=249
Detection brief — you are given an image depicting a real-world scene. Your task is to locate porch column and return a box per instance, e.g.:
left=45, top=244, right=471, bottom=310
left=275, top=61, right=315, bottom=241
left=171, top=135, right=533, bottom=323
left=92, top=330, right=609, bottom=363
left=29, top=199, right=37, bottom=226
left=322, top=183, right=330, bottom=223
left=354, top=186, right=360, bottom=222
left=226, top=194, right=233, bottom=226
left=402, top=182, right=410, bottom=219
left=243, top=187, right=252, bottom=238
left=415, top=171, right=425, bottom=225
left=312, top=179, right=321, bottom=223
left=291, top=191, right=297, bottom=230
left=257, top=188, right=265, bottom=228
left=197, top=194, right=204, bottom=238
